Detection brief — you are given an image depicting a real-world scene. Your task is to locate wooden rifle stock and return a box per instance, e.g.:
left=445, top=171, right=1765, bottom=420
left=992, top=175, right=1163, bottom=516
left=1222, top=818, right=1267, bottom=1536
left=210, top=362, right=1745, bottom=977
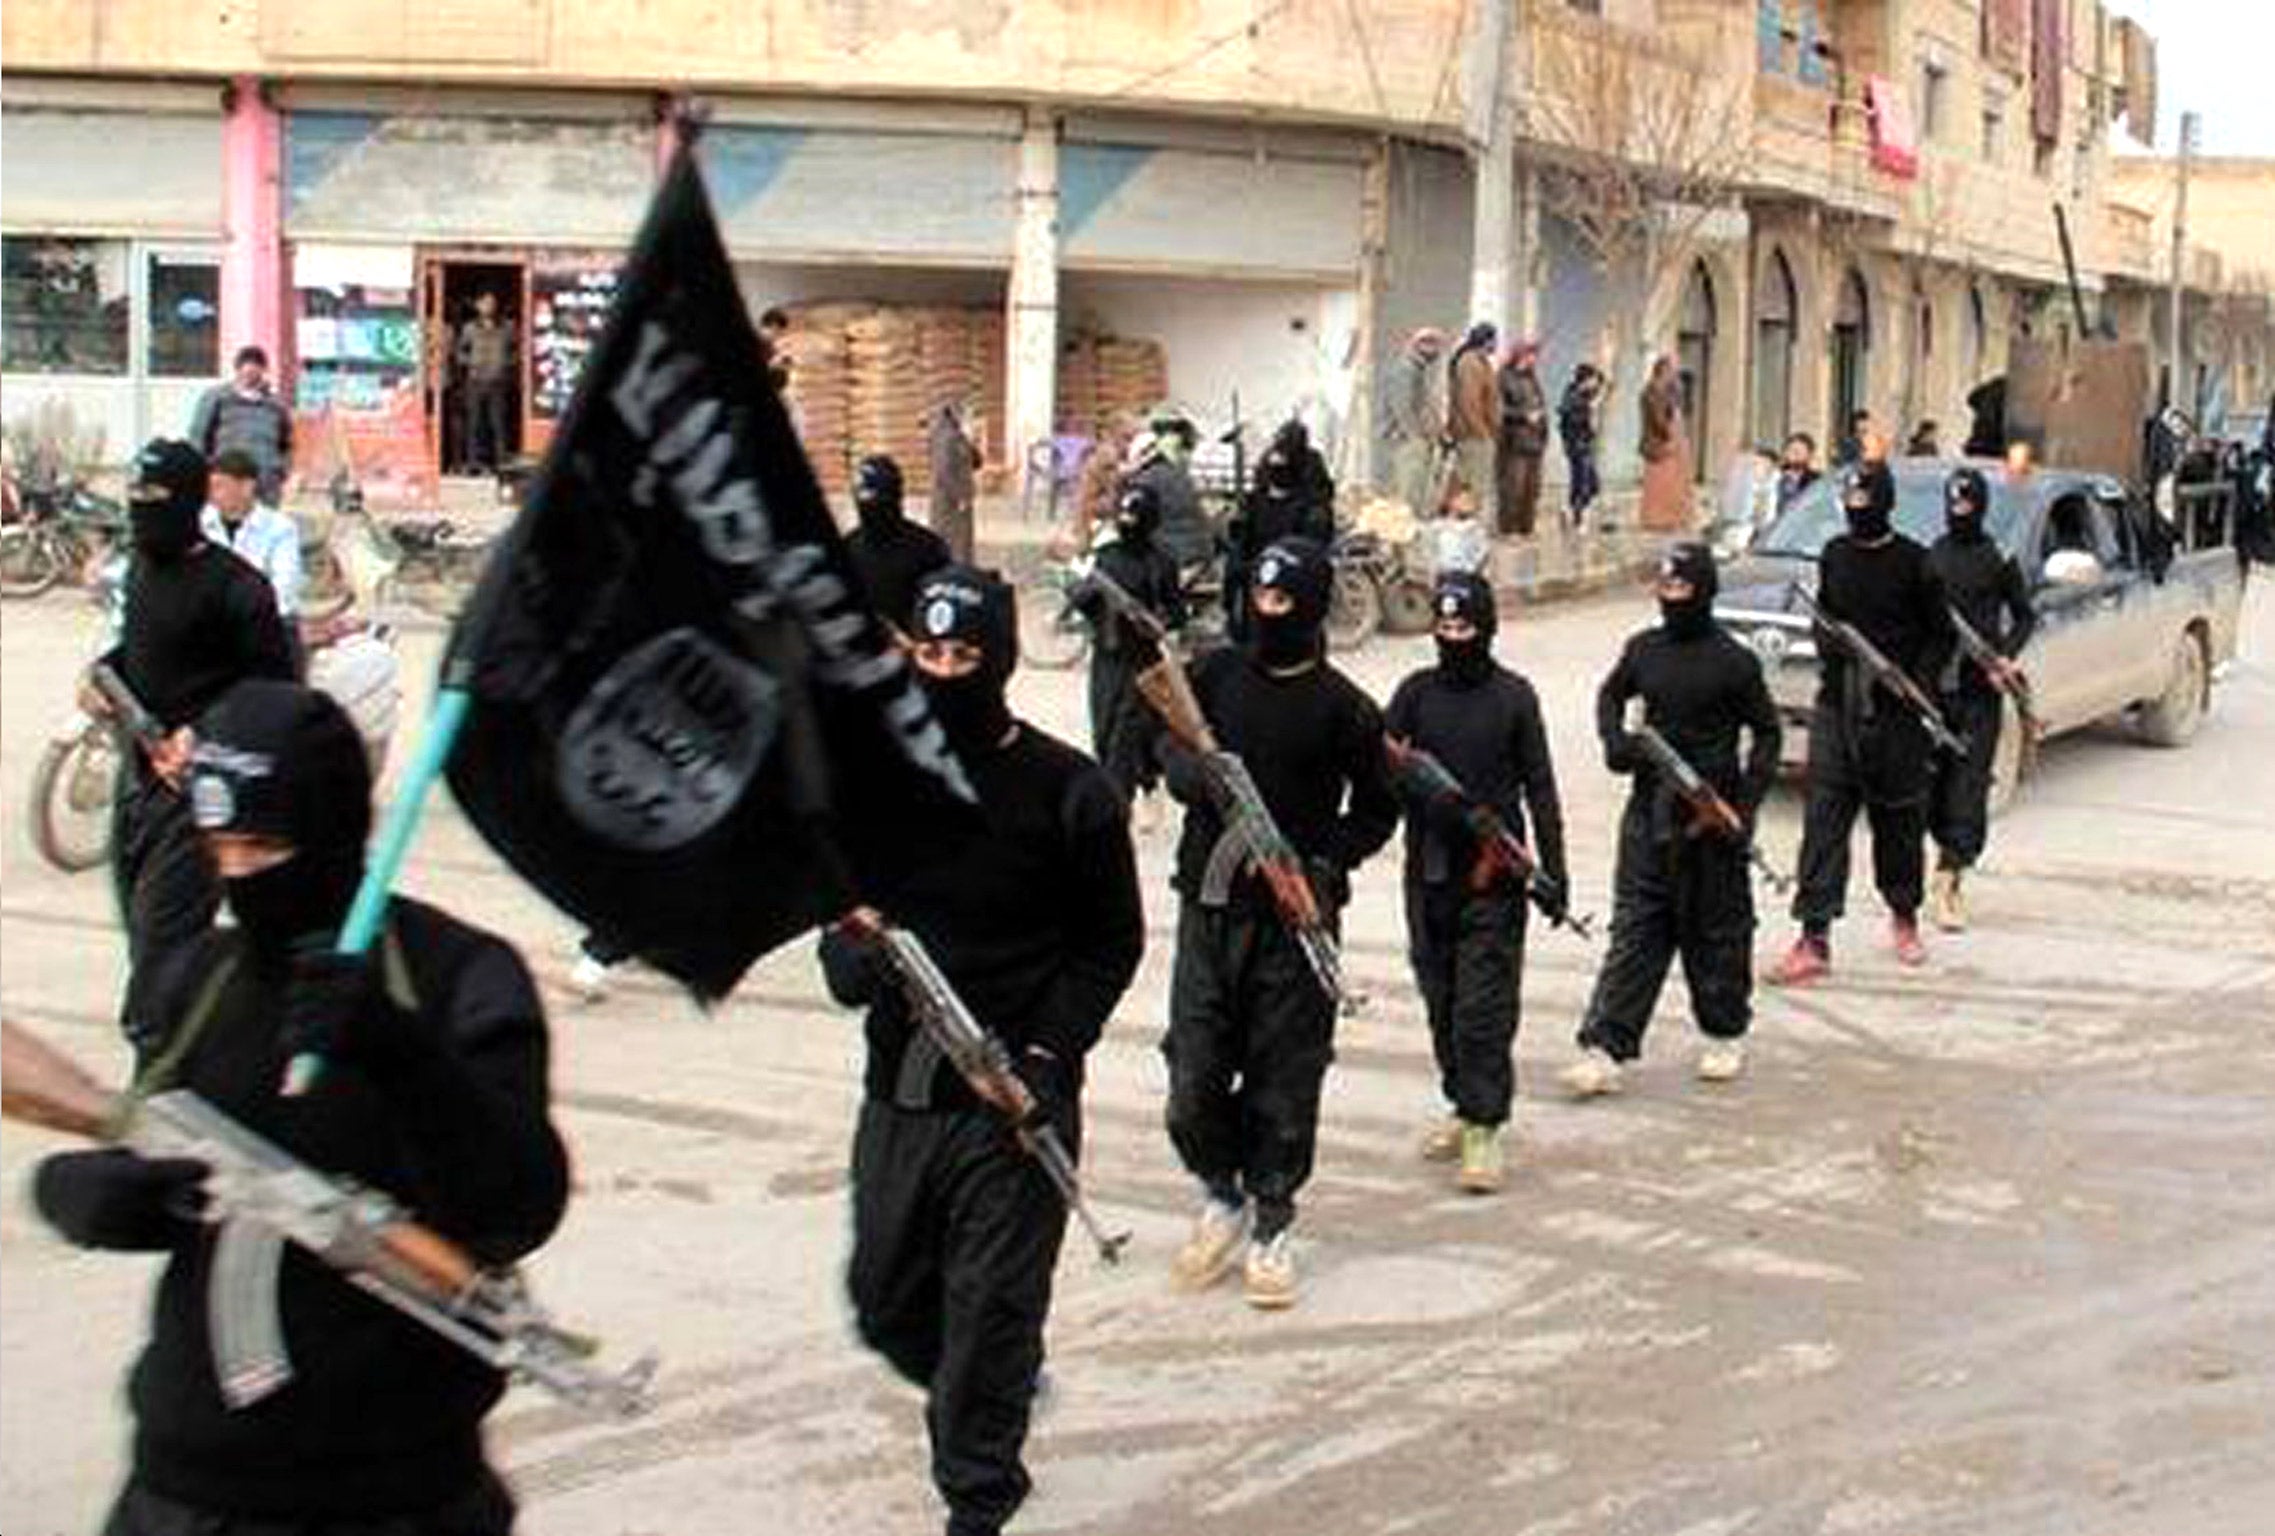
left=1, top=1019, right=119, bottom=1140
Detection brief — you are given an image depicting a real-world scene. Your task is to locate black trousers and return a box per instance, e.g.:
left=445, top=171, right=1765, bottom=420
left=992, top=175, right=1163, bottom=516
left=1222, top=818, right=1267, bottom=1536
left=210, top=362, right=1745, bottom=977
left=1164, top=898, right=1337, bottom=1241
left=110, top=766, right=219, bottom=1049
left=465, top=378, right=513, bottom=473
left=1087, top=648, right=1161, bottom=800
left=103, top=1473, right=514, bottom=1536
left=1579, top=799, right=1755, bottom=1060
left=1791, top=696, right=1930, bottom=932
left=849, top=1102, right=1068, bottom=1536
left=1405, top=879, right=1526, bottom=1125
left=1564, top=440, right=1600, bottom=519
left=1929, top=687, right=2002, bottom=871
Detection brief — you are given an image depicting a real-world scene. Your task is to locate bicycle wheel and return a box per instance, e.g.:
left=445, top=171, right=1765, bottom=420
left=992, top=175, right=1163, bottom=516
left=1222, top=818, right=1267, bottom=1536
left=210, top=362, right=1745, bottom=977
left=1020, top=584, right=1091, bottom=671
left=29, top=721, right=118, bottom=872
left=1325, top=566, right=1382, bottom=652
left=1, top=527, right=64, bottom=599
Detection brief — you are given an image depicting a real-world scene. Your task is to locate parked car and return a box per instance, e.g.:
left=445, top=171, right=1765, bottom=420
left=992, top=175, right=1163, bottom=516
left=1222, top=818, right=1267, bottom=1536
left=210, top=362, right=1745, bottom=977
left=1714, top=457, right=2245, bottom=809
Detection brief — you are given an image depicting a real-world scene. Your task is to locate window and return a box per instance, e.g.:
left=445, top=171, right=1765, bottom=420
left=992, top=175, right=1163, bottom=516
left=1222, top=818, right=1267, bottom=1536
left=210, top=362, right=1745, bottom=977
left=145, top=254, right=220, bottom=379
left=1758, top=0, right=1786, bottom=72
left=1981, top=91, right=2005, bottom=162
left=1919, top=60, right=1948, bottom=142
left=1, top=236, right=129, bottom=376
left=2034, top=136, right=2056, bottom=178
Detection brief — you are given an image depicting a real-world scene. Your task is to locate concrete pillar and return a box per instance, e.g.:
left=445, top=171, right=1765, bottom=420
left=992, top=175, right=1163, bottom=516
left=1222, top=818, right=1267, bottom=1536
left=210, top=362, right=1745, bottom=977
left=1514, top=161, right=1542, bottom=341
left=1468, top=94, right=1516, bottom=335
left=1352, top=139, right=1391, bottom=490
left=1008, top=107, right=1060, bottom=513
left=219, top=75, right=284, bottom=371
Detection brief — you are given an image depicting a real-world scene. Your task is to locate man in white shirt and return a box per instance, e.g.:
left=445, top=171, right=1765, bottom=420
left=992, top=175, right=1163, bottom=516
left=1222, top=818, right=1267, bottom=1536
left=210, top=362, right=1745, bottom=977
left=201, top=447, right=303, bottom=620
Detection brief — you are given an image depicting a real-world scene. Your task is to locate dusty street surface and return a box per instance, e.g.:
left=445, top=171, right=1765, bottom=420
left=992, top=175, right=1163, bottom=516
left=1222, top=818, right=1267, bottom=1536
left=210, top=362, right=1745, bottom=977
left=5, top=578, right=2273, bottom=1536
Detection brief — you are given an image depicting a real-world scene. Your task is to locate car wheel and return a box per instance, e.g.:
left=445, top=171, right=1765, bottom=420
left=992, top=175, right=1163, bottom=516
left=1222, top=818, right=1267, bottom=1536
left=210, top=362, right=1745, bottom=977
left=2136, top=628, right=2208, bottom=747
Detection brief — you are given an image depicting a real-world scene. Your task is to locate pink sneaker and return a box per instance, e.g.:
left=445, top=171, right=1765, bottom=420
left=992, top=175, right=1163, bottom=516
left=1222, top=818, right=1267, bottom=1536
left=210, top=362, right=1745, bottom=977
left=1891, top=916, right=1928, bottom=967
left=1767, top=935, right=1830, bottom=987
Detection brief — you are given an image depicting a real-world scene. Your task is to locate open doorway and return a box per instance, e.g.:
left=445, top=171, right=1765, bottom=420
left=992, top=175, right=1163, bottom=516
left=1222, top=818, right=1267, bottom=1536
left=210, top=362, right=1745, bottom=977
left=423, top=258, right=525, bottom=476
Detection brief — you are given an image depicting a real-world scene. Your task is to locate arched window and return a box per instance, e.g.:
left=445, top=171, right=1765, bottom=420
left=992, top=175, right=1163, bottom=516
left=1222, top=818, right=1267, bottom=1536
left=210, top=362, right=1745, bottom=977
left=1831, top=267, right=1871, bottom=444
left=1752, top=248, right=1797, bottom=446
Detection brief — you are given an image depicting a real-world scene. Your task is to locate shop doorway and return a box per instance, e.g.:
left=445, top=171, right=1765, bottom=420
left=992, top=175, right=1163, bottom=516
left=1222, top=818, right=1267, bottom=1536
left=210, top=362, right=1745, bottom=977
left=420, top=256, right=526, bottom=477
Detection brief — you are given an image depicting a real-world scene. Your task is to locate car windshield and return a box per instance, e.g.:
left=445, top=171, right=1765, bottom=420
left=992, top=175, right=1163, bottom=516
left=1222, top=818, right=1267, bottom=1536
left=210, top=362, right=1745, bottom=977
left=1754, top=460, right=2031, bottom=559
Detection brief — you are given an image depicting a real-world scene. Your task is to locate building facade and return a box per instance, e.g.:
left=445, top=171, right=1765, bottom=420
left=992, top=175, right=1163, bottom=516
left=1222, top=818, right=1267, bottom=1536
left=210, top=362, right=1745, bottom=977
left=2, top=0, right=2262, bottom=505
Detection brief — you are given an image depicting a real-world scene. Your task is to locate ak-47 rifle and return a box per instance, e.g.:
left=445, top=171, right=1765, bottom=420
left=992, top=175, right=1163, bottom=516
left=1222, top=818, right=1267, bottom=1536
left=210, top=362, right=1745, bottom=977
left=88, top=660, right=165, bottom=754
left=1792, top=585, right=1968, bottom=755
left=0, top=1019, right=655, bottom=1416
left=1630, top=724, right=1794, bottom=894
left=1079, top=562, right=1173, bottom=652
left=1383, top=738, right=1594, bottom=941
left=838, top=913, right=1130, bottom=1265
left=1127, top=632, right=1346, bottom=1011
left=1947, top=605, right=2044, bottom=759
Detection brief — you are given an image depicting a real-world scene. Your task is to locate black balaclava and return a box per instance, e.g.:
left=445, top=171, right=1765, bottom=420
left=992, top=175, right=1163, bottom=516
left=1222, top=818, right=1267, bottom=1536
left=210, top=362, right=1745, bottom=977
left=1248, top=536, right=1331, bottom=669
left=1432, top=571, right=1498, bottom=686
left=127, top=438, right=209, bottom=562
left=187, top=681, right=373, bottom=961
left=1657, top=541, right=1720, bottom=640
left=1115, top=482, right=1161, bottom=548
left=1944, top=466, right=1990, bottom=544
left=1839, top=461, right=1896, bottom=542
left=910, top=564, right=1018, bottom=755
left=853, top=455, right=905, bottom=534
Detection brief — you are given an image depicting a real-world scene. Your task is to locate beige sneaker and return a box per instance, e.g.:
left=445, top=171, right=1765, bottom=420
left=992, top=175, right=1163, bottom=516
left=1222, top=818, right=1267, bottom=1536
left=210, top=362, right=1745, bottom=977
left=1170, top=1198, right=1250, bottom=1291
left=1696, top=1040, right=1746, bottom=1083
left=1931, top=867, right=1968, bottom=932
left=1418, top=1116, right=1463, bottom=1163
left=1455, top=1122, right=1505, bottom=1193
left=1243, top=1231, right=1298, bottom=1310
left=1558, top=1047, right=1624, bottom=1099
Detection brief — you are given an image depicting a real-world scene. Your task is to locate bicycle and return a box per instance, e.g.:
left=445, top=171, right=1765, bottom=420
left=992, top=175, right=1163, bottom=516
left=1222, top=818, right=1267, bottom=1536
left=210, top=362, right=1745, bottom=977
left=1, top=474, right=124, bottom=600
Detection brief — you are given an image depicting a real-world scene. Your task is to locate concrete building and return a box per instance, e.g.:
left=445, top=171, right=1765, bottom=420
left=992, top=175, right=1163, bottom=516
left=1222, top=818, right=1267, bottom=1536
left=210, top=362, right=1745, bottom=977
left=2104, top=155, right=2275, bottom=430
left=2, top=0, right=2263, bottom=504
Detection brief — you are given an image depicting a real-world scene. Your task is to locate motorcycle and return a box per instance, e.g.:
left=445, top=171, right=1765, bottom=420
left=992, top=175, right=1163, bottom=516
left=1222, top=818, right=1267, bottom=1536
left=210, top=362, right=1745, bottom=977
left=0, top=473, right=124, bottom=600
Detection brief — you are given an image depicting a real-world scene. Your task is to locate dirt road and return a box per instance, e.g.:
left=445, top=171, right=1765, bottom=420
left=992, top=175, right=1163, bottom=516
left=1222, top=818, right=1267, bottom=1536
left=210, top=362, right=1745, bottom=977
left=4, top=579, right=2271, bottom=1535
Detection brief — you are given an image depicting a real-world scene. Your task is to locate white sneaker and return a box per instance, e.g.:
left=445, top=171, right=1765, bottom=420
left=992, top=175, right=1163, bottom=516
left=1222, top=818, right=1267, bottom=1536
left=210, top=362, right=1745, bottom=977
left=1558, top=1047, right=1624, bottom=1099
left=1696, top=1040, right=1747, bottom=1083
left=1170, top=1198, right=1250, bottom=1292
left=569, top=952, right=613, bottom=1003
left=1243, top=1231, right=1298, bottom=1310
left=1418, top=1116, right=1463, bottom=1163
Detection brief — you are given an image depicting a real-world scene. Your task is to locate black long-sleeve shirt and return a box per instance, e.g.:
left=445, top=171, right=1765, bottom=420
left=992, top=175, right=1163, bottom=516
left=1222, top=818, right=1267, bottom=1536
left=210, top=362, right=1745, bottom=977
left=1385, top=661, right=1566, bottom=889
left=1598, top=624, right=1782, bottom=834
left=106, top=545, right=297, bottom=730
left=1929, top=532, right=2037, bottom=693
left=846, top=517, right=953, bottom=633
left=1072, top=536, right=1187, bottom=657
left=1814, top=534, right=1956, bottom=708
left=35, top=900, right=569, bottom=1520
left=820, top=719, right=1143, bottom=1105
left=1162, top=647, right=1399, bottom=904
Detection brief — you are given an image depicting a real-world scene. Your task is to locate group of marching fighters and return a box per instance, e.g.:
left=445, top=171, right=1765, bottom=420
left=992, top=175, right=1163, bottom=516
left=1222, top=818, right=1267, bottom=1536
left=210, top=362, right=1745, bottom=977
left=14, top=429, right=2029, bottom=1536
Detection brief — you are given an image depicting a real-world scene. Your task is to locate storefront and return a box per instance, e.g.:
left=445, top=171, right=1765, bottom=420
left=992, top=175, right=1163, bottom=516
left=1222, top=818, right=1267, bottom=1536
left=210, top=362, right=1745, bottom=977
left=277, top=87, right=651, bottom=499
left=1, top=82, right=226, bottom=467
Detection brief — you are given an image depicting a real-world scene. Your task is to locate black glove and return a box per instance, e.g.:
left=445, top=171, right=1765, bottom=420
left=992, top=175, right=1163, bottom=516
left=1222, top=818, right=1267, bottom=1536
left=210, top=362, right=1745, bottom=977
left=281, top=948, right=385, bottom=1068
left=818, top=925, right=885, bottom=1008
left=1603, top=732, right=1641, bottom=775
left=1012, top=1046, right=1079, bottom=1145
left=1531, top=871, right=1571, bottom=925
left=1304, top=856, right=1350, bottom=912
left=33, top=1149, right=208, bottom=1252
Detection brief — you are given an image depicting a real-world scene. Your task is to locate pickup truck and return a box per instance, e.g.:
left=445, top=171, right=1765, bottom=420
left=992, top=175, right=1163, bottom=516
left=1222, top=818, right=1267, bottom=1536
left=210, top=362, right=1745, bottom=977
left=1714, top=457, right=2245, bottom=808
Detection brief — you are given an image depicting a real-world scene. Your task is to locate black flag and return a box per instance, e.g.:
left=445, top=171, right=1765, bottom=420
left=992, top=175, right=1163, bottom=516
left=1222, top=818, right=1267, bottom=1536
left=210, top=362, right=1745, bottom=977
left=444, top=145, right=974, bottom=1000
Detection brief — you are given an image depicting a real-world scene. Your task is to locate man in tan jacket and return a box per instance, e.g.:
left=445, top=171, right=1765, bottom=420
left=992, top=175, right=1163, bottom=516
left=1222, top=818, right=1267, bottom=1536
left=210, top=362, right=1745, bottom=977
left=1446, top=322, right=1500, bottom=526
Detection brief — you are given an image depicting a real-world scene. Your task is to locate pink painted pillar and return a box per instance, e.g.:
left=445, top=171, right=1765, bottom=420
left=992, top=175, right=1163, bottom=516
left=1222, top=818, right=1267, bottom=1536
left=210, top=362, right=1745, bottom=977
left=219, top=76, right=284, bottom=368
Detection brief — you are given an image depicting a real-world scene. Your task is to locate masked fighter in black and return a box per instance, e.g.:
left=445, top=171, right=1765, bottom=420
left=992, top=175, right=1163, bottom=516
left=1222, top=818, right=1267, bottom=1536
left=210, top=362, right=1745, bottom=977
left=33, top=679, right=569, bottom=1536
left=1158, top=535, right=1398, bottom=1309
left=820, top=565, right=1143, bottom=1536
left=1925, top=465, right=2036, bottom=931
left=1562, top=544, right=1781, bottom=1096
left=844, top=453, right=953, bottom=634
left=85, top=439, right=296, bottom=1049
left=1384, top=570, right=1567, bottom=1189
left=1070, top=481, right=1188, bottom=804
left=1769, top=461, right=1955, bottom=984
